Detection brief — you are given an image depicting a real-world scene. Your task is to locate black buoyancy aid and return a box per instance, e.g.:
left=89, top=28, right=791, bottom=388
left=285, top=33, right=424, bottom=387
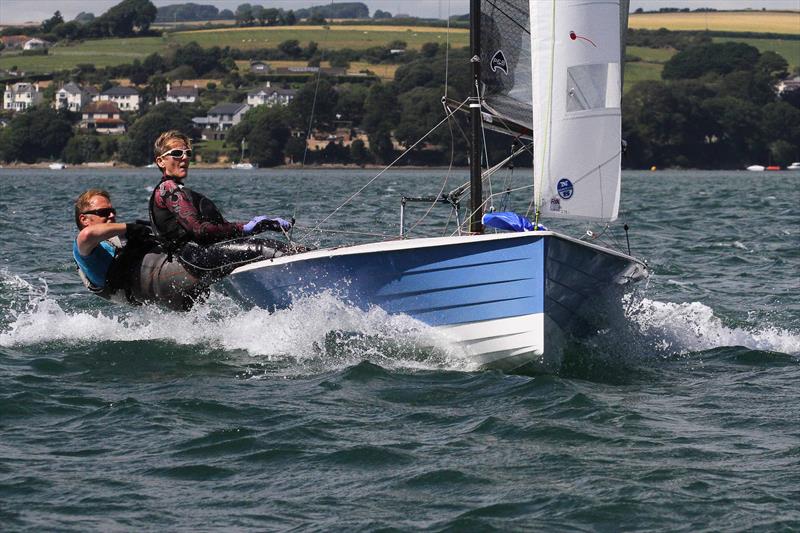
left=148, top=179, right=226, bottom=255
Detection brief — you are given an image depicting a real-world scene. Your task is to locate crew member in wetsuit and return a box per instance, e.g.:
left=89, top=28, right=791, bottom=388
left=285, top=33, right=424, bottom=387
left=73, top=189, right=155, bottom=301
left=149, top=130, right=293, bottom=279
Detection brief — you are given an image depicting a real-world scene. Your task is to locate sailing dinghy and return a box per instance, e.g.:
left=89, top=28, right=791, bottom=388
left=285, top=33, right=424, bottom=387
left=223, top=0, right=648, bottom=373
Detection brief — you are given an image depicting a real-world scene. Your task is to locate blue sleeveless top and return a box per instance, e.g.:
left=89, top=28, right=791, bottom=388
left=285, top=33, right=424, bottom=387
left=73, top=239, right=116, bottom=288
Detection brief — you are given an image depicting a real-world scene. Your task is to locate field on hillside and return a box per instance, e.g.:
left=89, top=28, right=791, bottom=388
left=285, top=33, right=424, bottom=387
left=714, top=36, right=800, bottom=70
left=629, top=11, right=799, bottom=33
left=172, top=25, right=468, bottom=50
left=234, top=59, right=399, bottom=81
left=0, top=25, right=467, bottom=74
left=0, top=37, right=166, bottom=73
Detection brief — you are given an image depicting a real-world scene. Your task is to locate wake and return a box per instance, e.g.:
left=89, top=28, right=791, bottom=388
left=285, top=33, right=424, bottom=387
left=622, top=297, right=800, bottom=357
left=0, top=271, right=475, bottom=374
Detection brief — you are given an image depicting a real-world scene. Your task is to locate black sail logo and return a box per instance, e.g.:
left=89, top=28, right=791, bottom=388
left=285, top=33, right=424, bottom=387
left=490, top=50, right=508, bottom=75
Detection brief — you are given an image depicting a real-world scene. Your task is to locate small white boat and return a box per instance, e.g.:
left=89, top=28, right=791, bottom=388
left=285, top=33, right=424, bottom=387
left=746, top=165, right=765, bottom=171
left=232, top=137, right=254, bottom=169
left=787, top=162, right=800, bottom=170
left=49, top=162, right=66, bottom=170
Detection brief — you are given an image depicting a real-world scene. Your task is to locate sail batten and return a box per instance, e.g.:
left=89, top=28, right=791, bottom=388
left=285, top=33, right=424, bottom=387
left=531, top=0, right=623, bottom=222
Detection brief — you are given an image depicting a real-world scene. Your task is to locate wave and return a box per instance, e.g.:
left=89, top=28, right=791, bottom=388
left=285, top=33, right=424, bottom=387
left=622, top=297, right=800, bottom=357
left=2, top=270, right=797, bottom=377
left=0, top=271, right=475, bottom=375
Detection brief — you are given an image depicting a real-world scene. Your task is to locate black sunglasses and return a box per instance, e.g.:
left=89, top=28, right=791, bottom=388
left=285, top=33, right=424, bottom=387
left=82, top=208, right=116, bottom=217
left=160, top=148, right=193, bottom=159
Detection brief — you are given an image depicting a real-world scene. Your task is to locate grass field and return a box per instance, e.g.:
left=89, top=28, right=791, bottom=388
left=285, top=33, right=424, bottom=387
left=629, top=11, right=800, bottom=33
left=713, top=36, right=800, bottom=70
left=172, top=24, right=468, bottom=51
left=0, top=36, right=166, bottom=73
left=234, top=59, right=399, bottom=81
left=0, top=19, right=792, bottom=81
left=623, top=62, right=665, bottom=92
left=0, top=25, right=466, bottom=74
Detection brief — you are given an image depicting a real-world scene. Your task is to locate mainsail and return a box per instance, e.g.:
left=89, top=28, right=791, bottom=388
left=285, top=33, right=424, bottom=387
left=531, top=0, right=624, bottom=222
left=480, top=0, right=533, bottom=137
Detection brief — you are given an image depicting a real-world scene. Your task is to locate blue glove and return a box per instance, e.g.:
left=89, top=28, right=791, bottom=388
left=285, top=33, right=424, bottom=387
left=269, top=217, right=292, bottom=232
left=243, top=215, right=269, bottom=235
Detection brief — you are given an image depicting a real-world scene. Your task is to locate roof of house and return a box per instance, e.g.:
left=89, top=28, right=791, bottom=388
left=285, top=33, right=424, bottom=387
left=84, top=101, right=120, bottom=114
left=60, top=82, right=84, bottom=95
left=102, top=86, right=139, bottom=97
left=208, top=103, right=248, bottom=115
left=6, top=82, right=39, bottom=95
left=0, top=35, right=30, bottom=46
left=248, top=87, right=297, bottom=97
left=167, top=86, right=198, bottom=97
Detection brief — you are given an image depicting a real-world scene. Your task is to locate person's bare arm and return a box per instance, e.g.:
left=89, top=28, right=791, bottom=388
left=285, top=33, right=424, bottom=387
left=76, top=223, right=128, bottom=256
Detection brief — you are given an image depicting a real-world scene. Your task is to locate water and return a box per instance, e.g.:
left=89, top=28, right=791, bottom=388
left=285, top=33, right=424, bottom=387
left=1, top=168, right=798, bottom=530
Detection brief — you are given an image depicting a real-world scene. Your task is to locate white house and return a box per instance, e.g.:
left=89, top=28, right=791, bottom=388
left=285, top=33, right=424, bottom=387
left=54, top=82, right=94, bottom=113
left=80, top=101, right=126, bottom=134
left=250, top=60, right=271, bottom=74
left=165, top=83, right=198, bottom=104
left=23, top=38, right=50, bottom=50
left=246, top=83, right=297, bottom=108
left=776, top=76, right=800, bottom=95
left=194, top=102, right=249, bottom=140
left=3, top=82, right=43, bottom=112
left=99, top=86, right=140, bottom=112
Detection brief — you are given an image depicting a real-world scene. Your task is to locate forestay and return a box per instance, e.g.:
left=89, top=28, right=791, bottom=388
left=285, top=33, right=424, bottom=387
left=531, top=0, right=623, bottom=222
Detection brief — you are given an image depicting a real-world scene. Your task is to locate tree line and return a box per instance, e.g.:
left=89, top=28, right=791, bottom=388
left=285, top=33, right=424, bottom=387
left=623, top=41, right=799, bottom=168
left=1, top=21, right=798, bottom=168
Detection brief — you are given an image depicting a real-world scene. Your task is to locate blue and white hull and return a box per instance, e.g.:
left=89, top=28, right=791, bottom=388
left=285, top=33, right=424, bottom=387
left=224, top=231, right=647, bottom=373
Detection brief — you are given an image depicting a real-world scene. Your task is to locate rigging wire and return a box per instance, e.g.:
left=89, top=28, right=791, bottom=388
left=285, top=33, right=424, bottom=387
left=401, top=102, right=458, bottom=237
left=477, top=83, right=493, bottom=211
left=402, top=0, right=458, bottom=237
left=444, top=0, right=450, bottom=99
left=288, top=0, right=332, bottom=241
left=298, top=97, right=471, bottom=241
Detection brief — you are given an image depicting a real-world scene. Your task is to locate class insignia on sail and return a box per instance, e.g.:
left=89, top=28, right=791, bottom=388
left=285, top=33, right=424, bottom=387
left=490, top=50, right=508, bottom=74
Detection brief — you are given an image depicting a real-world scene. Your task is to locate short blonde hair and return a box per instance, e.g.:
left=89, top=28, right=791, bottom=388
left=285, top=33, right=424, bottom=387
left=154, top=130, right=192, bottom=169
left=75, top=189, right=110, bottom=229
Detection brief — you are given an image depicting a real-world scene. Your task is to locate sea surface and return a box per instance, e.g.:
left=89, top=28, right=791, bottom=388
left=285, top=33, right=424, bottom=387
left=1, top=168, right=798, bottom=531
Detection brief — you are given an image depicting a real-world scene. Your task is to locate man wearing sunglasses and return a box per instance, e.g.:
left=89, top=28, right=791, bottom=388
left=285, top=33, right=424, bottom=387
left=73, top=189, right=154, bottom=295
left=149, top=130, right=296, bottom=278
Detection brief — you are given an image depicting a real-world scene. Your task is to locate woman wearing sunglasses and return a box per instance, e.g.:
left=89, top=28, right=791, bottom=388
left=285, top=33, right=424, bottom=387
left=149, top=130, right=296, bottom=280
left=73, top=188, right=204, bottom=309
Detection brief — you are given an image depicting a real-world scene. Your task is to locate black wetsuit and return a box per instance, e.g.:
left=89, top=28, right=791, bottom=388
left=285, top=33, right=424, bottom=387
left=149, top=177, right=291, bottom=279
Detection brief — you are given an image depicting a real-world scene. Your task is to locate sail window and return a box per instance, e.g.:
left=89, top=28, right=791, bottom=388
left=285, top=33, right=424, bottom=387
left=566, top=63, right=621, bottom=112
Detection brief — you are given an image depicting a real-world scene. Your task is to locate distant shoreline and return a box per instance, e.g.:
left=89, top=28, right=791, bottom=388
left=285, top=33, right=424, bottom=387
left=0, top=162, right=469, bottom=171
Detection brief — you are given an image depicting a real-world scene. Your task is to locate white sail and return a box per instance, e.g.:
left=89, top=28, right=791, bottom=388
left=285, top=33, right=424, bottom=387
left=531, top=0, right=623, bottom=222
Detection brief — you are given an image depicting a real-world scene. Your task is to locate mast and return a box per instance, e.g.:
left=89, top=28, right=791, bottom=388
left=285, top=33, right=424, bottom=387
left=469, top=0, right=483, bottom=234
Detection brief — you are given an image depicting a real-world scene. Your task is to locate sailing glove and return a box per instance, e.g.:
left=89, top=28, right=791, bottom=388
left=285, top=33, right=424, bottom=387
left=243, top=216, right=269, bottom=235
left=267, top=217, right=292, bottom=232
left=244, top=216, right=293, bottom=234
